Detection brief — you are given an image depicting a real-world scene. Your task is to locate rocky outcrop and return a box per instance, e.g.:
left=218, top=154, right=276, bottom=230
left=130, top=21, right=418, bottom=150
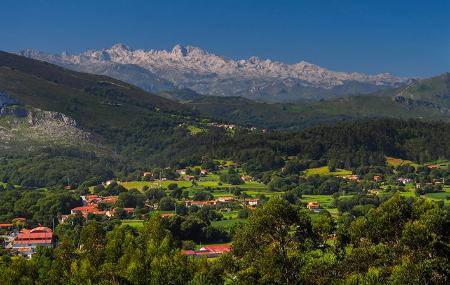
left=0, top=107, right=92, bottom=148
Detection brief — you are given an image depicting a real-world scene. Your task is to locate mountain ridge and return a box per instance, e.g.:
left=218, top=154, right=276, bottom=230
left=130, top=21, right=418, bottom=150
left=19, top=43, right=410, bottom=101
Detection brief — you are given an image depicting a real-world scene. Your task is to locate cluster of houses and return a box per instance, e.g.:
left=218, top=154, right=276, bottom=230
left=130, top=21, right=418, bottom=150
left=340, top=175, right=360, bottom=181
left=342, top=175, right=444, bottom=186
left=207, top=122, right=238, bottom=130
left=207, top=122, right=263, bottom=133
left=1, top=219, right=231, bottom=259
left=174, top=168, right=209, bottom=181
left=184, top=197, right=259, bottom=209
left=397, top=178, right=413, bottom=185
left=61, top=194, right=134, bottom=222
left=415, top=178, right=446, bottom=189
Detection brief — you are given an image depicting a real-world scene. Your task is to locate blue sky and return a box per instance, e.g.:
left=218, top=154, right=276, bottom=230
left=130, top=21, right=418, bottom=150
left=1, top=0, right=449, bottom=77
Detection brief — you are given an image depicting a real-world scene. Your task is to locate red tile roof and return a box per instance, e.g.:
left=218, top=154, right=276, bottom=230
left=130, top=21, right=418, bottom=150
left=72, top=205, right=99, bottom=212
left=71, top=205, right=106, bottom=216
left=0, top=223, right=13, bottom=227
left=15, top=227, right=53, bottom=246
left=201, top=244, right=232, bottom=254
left=102, top=196, right=119, bottom=204
left=182, top=244, right=232, bottom=257
left=30, top=227, right=52, bottom=233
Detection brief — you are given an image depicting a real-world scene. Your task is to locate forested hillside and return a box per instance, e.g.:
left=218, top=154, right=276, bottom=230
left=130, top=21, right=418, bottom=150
left=1, top=52, right=450, bottom=189
left=0, top=51, right=202, bottom=186
left=187, top=73, right=450, bottom=130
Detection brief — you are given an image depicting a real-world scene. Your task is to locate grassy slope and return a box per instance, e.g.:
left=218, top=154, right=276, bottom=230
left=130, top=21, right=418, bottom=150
left=397, top=73, right=450, bottom=106
left=305, top=166, right=352, bottom=176
left=0, top=51, right=185, bottom=130
left=298, top=96, right=443, bottom=119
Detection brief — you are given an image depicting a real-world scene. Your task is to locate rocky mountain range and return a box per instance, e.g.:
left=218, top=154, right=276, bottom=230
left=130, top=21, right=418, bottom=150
left=19, top=44, right=409, bottom=102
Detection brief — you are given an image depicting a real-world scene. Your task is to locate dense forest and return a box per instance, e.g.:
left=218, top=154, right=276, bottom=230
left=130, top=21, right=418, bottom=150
left=1, top=119, right=450, bottom=188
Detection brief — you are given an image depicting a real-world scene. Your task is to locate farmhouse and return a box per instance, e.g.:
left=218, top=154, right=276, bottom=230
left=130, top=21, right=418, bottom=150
left=398, top=178, right=413, bottom=184
left=143, top=171, right=153, bottom=177
left=245, top=198, right=259, bottom=206
left=103, top=180, right=115, bottom=187
left=160, top=213, right=176, bottom=218
left=432, top=178, right=444, bottom=185
left=341, top=175, right=359, bottom=181
left=185, top=200, right=216, bottom=207
left=13, top=227, right=54, bottom=257
left=81, top=195, right=102, bottom=205
left=216, top=196, right=235, bottom=204
left=184, top=175, right=195, bottom=181
left=307, top=201, right=321, bottom=213
left=71, top=205, right=106, bottom=217
left=106, top=207, right=135, bottom=217
left=241, top=175, right=253, bottom=182
left=182, top=244, right=231, bottom=258
left=373, top=175, right=383, bottom=182
left=81, top=195, right=118, bottom=205
left=102, top=196, right=119, bottom=204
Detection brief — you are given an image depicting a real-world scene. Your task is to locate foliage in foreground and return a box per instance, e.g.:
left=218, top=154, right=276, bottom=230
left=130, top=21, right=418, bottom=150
left=1, top=194, right=449, bottom=284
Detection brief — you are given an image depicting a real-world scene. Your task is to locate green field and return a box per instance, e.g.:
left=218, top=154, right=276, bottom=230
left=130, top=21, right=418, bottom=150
left=242, top=190, right=281, bottom=197
left=214, top=159, right=235, bottom=167
left=423, top=187, right=450, bottom=205
left=121, top=219, right=144, bottom=228
left=302, top=194, right=335, bottom=209
left=385, top=156, right=419, bottom=168
left=424, top=160, right=450, bottom=169
left=120, top=175, right=267, bottom=192
left=305, top=166, right=352, bottom=176
left=212, top=218, right=248, bottom=228
left=120, top=180, right=193, bottom=190
left=186, top=125, right=205, bottom=135
left=121, top=216, right=247, bottom=230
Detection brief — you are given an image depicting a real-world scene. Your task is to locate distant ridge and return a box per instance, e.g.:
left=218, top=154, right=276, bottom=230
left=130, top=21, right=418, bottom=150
left=19, top=43, right=410, bottom=102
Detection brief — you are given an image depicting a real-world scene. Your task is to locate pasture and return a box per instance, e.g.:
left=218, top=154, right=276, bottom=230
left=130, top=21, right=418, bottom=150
left=121, top=219, right=144, bottom=228
left=305, top=166, right=352, bottom=176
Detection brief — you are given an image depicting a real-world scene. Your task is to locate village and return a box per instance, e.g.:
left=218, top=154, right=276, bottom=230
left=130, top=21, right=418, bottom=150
left=1, top=158, right=449, bottom=259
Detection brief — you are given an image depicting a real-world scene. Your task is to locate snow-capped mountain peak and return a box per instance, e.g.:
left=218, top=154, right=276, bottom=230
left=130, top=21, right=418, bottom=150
left=19, top=43, right=409, bottom=101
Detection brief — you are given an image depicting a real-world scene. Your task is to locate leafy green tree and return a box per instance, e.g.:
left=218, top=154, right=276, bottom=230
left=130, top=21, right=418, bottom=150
left=229, top=197, right=313, bottom=284
left=159, top=197, right=176, bottom=211
left=117, top=189, right=145, bottom=208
